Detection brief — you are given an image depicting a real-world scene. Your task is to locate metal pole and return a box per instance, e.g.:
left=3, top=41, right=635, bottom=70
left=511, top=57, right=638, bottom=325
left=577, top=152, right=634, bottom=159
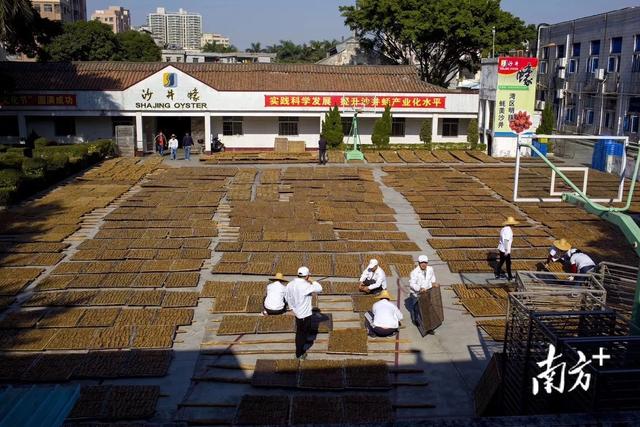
left=513, top=133, right=522, bottom=201
left=492, top=27, right=496, bottom=58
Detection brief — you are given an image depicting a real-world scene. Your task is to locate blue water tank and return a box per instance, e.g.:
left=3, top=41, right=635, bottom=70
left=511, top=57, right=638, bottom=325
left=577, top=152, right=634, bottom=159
left=592, top=140, right=623, bottom=172
left=532, top=140, right=548, bottom=158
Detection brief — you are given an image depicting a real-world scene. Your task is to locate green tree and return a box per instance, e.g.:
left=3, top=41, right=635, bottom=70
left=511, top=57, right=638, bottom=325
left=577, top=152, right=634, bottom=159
left=536, top=103, right=555, bottom=152
left=536, top=103, right=555, bottom=135
left=0, top=0, right=61, bottom=57
left=202, top=42, right=237, bottom=53
left=490, top=10, right=537, bottom=57
left=321, top=107, right=344, bottom=149
left=116, top=30, right=161, bottom=61
left=245, top=42, right=263, bottom=53
left=420, top=119, right=433, bottom=150
left=466, top=118, right=479, bottom=149
left=39, top=20, right=120, bottom=61
left=372, top=106, right=392, bottom=148
left=340, top=0, right=532, bottom=87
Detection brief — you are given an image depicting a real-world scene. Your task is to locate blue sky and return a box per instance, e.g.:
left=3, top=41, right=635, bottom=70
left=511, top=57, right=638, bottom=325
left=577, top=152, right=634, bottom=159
left=86, top=0, right=640, bottom=50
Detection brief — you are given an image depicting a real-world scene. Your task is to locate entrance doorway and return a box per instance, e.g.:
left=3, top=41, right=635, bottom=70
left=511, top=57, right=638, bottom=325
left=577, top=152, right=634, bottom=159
left=157, top=117, right=191, bottom=147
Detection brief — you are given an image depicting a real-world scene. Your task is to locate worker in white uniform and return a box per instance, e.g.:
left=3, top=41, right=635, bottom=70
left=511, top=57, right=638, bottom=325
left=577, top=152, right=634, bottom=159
left=494, top=216, right=519, bottom=281
left=408, top=255, right=438, bottom=325
left=546, top=238, right=596, bottom=282
left=358, top=259, right=387, bottom=294
left=364, top=290, right=403, bottom=337
left=263, top=272, right=287, bottom=315
left=285, top=266, right=322, bottom=360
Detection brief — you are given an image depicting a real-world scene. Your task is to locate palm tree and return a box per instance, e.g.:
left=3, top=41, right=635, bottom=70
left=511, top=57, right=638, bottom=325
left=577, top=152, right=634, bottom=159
left=0, top=0, right=35, bottom=41
left=246, top=42, right=262, bottom=53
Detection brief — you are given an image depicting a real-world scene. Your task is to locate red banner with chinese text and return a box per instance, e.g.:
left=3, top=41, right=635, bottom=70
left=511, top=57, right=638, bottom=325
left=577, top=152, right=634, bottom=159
left=265, top=95, right=446, bottom=109
left=0, top=94, right=77, bottom=107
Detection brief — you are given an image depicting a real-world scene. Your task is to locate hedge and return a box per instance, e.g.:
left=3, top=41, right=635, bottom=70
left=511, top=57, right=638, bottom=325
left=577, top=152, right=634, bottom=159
left=0, top=139, right=117, bottom=206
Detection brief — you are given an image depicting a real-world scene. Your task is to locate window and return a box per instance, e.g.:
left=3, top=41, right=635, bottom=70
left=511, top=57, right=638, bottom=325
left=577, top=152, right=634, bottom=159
left=633, top=54, right=640, bottom=73
left=43, top=3, right=53, bottom=12
left=572, top=42, right=581, bottom=57
left=539, top=61, right=548, bottom=74
left=541, top=47, right=549, bottom=60
left=565, top=107, right=576, bottom=123
left=605, top=111, right=613, bottom=129
left=611, top=37, right=622, bottom=54
left=442, top=118, right=459, bottom=137
left=165, top=57, right=171, bottom=62
left=391, top=118, right=405, bottom=137
left=608, top=56, right=620, bottom=73
left=587, top=56, right=599, bottom=73
left=54, top=117, right=76, bottom=136
left=557, top=44, right=565, bottom=59
left=635, top=35, right=640, bottom=52
left=0, top=116, right=19, bottom=136
left=341, top=117, right=352, bottom=135
left=33, top=4, right=40, bottom=12
left=278, top=117, right=298, bottom=136
left=585, top=109, right=594, bottom=125
left=222, top=116, right=243, bottom=135
left=590, top=40, right=600, bottom=55
left=632, top=116, right=639, bottom=133
left=568, top=59, right=578, bottom=73
left=192, top=57, right=199, bottom=63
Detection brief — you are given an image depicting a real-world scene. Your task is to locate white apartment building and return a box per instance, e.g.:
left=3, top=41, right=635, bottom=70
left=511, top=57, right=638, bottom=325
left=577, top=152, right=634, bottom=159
left=201, top=33, right=230, bottom=48
left=148, top=8, right=202, bottom=49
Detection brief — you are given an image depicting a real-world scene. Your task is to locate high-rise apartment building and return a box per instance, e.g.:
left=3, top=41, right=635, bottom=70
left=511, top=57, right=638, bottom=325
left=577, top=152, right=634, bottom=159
left=91, top=6, right=131, bottom=34
left=148, top=8, right=202, bottom=49
left=31, top=0, right=86, bottom=22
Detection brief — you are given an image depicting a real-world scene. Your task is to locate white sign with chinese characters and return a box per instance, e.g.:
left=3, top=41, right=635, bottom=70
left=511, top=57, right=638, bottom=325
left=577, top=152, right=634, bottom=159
left=123, top=66, right=215, bottom=111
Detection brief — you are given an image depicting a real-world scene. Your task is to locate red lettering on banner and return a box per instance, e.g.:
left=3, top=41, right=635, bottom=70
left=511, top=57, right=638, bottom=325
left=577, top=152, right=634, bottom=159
left=264, top=94, right=446, bottom=109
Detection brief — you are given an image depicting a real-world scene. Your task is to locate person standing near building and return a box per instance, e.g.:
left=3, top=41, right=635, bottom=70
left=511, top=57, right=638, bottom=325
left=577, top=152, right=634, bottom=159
left=318, top=135, right=328, bottom=165
left=168, top=134, right=179, bottom=160
left=263, top=272, right=287, bottom=315
left=495, top=216, right=519, bottom=281
left=155, top=130, right=166, bottom=155
left=358, top=259, right=387, bottom=294
left=408, top=255, right=437, bottom=325
left=286, top=266, right=322, bottom=360
left=182, top=132, right=193, bottom=160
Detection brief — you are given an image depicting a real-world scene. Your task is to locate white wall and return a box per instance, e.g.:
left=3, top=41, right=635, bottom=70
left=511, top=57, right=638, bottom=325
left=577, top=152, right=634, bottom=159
left=26, top=117, right=55, bottom=139
left=76, top=117, right=113, bottom=141
left=212, top=116, right=320, bottom=149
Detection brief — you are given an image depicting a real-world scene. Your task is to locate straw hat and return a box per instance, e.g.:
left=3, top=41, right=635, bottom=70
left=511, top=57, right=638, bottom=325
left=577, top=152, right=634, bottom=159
left=270, top=272, right=285, bottom=281
left=502, top=216, right=520, bottom=226
left=376, top=290, right=392, bottom=300
left=553, top=238, right=572, bottom=252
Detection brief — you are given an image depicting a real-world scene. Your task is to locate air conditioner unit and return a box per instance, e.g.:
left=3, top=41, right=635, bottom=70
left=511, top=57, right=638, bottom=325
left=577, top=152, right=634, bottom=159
left=556, top=89, right=565, bottom=99
left=557, top=68, right=566, bottom=79
left=535, top=100, right=546, bottom=110
left=557, top=57, right=567, bottom=68
left=596, top=68, right=605, bottom=80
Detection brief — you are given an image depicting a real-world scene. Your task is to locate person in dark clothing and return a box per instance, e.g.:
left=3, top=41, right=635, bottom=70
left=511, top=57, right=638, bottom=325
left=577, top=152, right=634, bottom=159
left=182, top=132, right=194, bottom=160
left=318, top=136, right=328, bottom=165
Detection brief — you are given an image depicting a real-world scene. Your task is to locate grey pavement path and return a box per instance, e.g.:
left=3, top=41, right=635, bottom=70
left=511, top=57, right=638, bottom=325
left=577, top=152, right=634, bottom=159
left=372, top=167, right=501, bottom=419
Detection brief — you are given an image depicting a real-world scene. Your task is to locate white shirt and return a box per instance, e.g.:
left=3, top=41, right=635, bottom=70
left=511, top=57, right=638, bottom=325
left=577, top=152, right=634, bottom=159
left=285, top=278, right=322, bottom=319
left=359, top=267, right=387, bottom=291
left=264, top=280, right=286, bottom=311
left=570, top=252, right=596, bottom=270
left=409, top=265, right=436, bottom=296
left=497, top=226, right=513, bottom=254
left=372, top=299, right=403, bottom=329
left=168, top=137, right=179, bottom=149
